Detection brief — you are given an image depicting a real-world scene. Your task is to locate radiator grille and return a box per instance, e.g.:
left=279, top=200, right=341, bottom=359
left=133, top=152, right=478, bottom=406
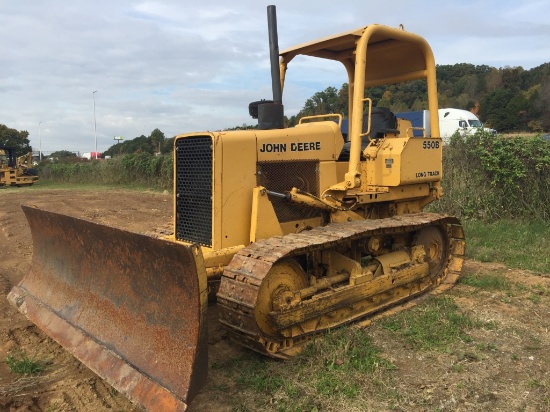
left=257, top=160, right=321, bottom=223
left=175, top=136, right=212, bottom=247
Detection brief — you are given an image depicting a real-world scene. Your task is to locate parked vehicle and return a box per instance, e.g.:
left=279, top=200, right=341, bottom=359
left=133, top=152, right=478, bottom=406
left=81, top=151, right=101, bottom=159
left=0, top=146, right=39, bottom=187
left=397, top=108, right=496, bottom=144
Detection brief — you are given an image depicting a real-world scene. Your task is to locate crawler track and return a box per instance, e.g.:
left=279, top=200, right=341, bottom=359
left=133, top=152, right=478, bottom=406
left=217, top=213, right=465, bottom=358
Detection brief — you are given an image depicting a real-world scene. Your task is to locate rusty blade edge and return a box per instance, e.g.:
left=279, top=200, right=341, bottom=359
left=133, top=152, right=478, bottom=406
left=17, top=205, right=209, bottom=407
left=7, top=286, right=188, bottom=412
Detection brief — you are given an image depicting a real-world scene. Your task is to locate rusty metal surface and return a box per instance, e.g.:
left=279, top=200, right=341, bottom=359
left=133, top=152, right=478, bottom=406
left=217, top=212, right=465, bottom=358
left=8, top=206, right=208, bottom=411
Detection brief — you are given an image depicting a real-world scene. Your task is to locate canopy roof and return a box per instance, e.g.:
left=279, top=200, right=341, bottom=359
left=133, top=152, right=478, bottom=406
left=280, top=24, right=433, bottom=87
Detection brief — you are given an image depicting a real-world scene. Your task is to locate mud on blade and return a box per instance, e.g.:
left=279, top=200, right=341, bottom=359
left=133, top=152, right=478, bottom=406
left=8, top=206, right=208, bottom=411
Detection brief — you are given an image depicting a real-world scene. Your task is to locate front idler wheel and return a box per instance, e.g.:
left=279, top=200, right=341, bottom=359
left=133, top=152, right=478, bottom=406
left=254, top=259, right=308, bottom=338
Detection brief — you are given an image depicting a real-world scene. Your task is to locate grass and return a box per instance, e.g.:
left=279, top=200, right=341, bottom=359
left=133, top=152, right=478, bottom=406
left=299, top=327, right=394, bottom=374
left=45, top=403, right=62, bottom=412
left=459, top=272, right=511, bottom=291
left=381, top=296, right=491, bottom=351
left=211, top=328, right=396, bottom=411
left=210, top=294, right=506, bottom=410
left=297, top=328, right=395, bottom=400
left=0, top=179, right=171, bottom=194
left=462, top=219, right=550, bottom=274
left=5, top=350, right=47, bottom=375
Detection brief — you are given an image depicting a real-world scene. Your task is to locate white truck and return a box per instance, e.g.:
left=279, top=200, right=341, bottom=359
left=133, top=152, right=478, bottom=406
left=81, top=151, right=101, bottom=160
left=396, top=108, right=496, bottom=144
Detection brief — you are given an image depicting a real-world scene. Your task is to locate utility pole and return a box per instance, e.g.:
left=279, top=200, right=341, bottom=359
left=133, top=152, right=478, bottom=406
left=39, top=121, right=43, bottom=162
left=93, top=90, right=98, bottom=158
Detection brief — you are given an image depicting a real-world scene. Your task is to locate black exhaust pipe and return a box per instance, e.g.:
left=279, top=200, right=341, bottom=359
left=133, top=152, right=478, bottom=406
left=267, top=5, right=282, bottom=105
left=249, top=5, right=285, bottom=129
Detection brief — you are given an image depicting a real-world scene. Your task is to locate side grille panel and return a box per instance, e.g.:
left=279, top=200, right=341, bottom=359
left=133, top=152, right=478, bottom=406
left=175, top=136, right=212, bottom=247
left=256, top=160, right=321, bottom=223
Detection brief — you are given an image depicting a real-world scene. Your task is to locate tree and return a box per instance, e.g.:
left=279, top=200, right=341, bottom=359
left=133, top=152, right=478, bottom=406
left=102, top=129, right=170, bottom=157
left=162, top=136, right=175, bottom=153
left=301, top=86, right=340, bottom=116
left=50, top=150, right=78, bottom=161
left=480, top=88, right=523, bottom=130
left=149, top=128, right=165, bottom=155
left=0, top=124, right=32, bottom=153
left=539, top=76, right=550, bottom=130
left=286, top=86, right=348, bottom=126
left=336, top=84, right=349, bottom=116
left=501, top=66, right=524, bottom=90
left=485, top=68, right=502, bottom=92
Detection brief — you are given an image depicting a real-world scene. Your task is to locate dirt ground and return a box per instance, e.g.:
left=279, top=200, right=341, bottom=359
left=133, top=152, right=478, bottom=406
left=0, top=187, right=549, bottom=411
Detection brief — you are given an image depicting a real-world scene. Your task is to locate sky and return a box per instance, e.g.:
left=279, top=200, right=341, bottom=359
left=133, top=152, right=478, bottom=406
left=2, top=1, right=549, bottom=155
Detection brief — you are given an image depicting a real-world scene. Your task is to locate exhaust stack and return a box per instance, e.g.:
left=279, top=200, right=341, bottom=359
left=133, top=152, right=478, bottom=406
left=267, top=5, right=282, bottom=105
left=249, top=5, right=285, bottom=129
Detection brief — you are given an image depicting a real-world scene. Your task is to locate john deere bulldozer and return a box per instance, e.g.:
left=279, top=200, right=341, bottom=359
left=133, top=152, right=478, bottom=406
left=9, top=6, right=464, bottom=411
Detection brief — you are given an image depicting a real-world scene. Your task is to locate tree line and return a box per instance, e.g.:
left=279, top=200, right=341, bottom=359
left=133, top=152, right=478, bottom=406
left=286, top=63, right=550, bottom=133
left=102, top=128, right=172, bottom=158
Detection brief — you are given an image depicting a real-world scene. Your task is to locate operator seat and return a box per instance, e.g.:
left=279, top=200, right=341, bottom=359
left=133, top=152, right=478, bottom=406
left=338, top=107, right=398, bottom=161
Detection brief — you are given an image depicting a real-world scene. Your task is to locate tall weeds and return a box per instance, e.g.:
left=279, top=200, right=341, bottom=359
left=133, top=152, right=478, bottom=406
left=430, top=132, right=549, bottom=221
left=39, top=153, right=173, bottom=190
left=39, top=134, right=549, bottom=221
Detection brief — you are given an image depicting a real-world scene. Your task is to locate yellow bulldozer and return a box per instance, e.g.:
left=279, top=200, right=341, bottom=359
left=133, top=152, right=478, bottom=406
left=0, top=146, right=39, bottom=187
left=9, top=6, right=464, bottom=411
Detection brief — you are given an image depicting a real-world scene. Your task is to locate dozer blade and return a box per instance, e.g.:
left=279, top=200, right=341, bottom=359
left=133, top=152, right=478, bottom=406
left=8, top=206, right=208, bottom=411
